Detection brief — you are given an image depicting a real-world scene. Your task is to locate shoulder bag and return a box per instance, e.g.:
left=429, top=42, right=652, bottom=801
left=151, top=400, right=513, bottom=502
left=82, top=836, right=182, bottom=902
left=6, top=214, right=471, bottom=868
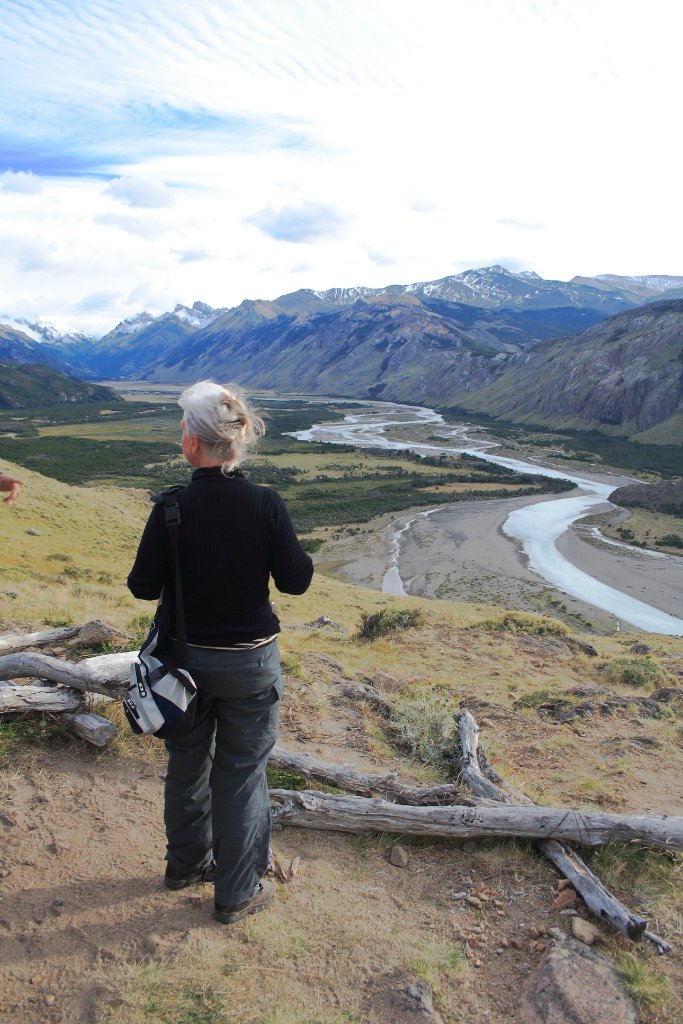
left=123, top=486, right=199, bottom=738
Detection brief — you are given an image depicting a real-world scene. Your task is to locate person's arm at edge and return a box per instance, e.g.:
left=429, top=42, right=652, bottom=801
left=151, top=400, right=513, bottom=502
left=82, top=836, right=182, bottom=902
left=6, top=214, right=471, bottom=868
left=0, top=472, right=24, bottom=505
left=127, top=504, right=169, bottom=600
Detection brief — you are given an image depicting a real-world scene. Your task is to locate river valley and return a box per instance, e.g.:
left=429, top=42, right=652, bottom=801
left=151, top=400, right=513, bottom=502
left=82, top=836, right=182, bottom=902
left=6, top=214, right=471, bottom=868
left=294, top=402, right=683, bottom=636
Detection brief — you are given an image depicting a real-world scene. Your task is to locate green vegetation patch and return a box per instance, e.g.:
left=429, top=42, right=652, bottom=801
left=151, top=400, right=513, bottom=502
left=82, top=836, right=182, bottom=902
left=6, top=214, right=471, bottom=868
left=357, top=606, right=423, bottom=640
left=473, top=611, right=569, bottom=638
left=603, top=656, right=671, bottom=689
left=616, top=952, right=672, bottom=1013
left=0, top=435, right=183, bottom=488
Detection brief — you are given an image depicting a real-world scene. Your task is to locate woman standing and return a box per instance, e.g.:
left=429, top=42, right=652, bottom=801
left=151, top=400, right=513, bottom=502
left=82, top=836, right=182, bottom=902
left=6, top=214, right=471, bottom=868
left=128, top=381, right=313, bottom=924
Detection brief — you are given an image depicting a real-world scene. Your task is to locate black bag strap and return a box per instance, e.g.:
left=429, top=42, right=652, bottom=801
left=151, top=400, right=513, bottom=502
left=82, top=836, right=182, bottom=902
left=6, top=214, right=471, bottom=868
left=152, top=485, right=188, bottom=665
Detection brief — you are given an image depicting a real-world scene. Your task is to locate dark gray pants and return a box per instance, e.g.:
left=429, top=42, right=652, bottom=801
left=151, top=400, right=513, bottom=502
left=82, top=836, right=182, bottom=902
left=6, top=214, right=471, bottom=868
left=163, top=640, right=283, bottom=905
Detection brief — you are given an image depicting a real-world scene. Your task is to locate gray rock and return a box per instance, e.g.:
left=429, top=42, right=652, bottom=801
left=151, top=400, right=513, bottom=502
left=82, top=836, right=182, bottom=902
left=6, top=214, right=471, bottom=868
left=520, top=933, right=637, bottom=1024
left=390, top=844, right=409, bottom=868
left=401, top=978, right=444, bottom=1022
left=26, top=528, right=41, bottom=536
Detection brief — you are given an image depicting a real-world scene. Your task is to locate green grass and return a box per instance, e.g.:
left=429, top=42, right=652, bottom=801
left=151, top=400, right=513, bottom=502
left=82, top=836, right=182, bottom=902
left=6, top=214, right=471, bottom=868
left=616, top=952, right=672, bottom=1013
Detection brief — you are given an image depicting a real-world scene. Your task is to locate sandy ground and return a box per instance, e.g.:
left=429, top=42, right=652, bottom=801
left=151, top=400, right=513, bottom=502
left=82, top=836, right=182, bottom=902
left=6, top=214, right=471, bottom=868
left=319, top=492, right=682, bottom=634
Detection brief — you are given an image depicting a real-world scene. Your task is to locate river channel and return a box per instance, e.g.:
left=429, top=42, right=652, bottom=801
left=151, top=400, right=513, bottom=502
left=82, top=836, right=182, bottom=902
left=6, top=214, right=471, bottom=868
left=293, top=401, right=683, bottom=636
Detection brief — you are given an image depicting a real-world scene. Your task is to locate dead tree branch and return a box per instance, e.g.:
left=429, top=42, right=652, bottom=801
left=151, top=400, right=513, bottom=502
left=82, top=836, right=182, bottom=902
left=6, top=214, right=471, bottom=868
left=269, top=747, right=481, bottom=806
left=0, top=620, right=128, bottom=654
left=0, top=651, right=134, bottom=699
left=270, top=789, right=682, bottom=850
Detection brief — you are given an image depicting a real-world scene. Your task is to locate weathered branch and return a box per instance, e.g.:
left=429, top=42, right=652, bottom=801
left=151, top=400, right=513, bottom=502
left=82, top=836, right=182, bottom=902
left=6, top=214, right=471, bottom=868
left=269, top=747, right=480, bottom=806
left=270, top=789, right=682, bottom=850
left=0, top=619, right=128, bottom=654
left=0, top=651, right=135, bottom=698
left=63, top=711, right=118, bottom=747
left=457, top=710, right=670, bottom=952
left=0, top=682, right=84, bottom=714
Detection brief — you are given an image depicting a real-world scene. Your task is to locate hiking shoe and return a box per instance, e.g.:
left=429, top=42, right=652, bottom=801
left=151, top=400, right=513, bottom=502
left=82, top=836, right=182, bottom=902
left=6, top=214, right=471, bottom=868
left=213, top=880, right=274, bottom=925
left=164, top=860, right=216, bottom=890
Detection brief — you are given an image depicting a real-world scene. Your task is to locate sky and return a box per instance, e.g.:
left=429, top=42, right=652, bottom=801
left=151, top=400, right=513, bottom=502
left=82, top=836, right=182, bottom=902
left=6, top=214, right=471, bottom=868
left=1, top=0, right=682, bottom=336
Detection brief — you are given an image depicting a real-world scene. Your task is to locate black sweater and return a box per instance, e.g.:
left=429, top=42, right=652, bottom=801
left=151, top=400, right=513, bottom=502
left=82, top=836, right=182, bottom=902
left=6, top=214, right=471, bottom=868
left=127, top=467, right=313, bottom=646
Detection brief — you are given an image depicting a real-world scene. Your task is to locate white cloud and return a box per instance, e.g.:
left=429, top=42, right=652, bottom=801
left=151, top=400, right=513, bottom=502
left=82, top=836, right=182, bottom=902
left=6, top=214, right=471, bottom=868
left=95, top=212, right=165, bottom=239
left=248, top=201, right=346, bottom=243
left=105, top=176, right=175, bottom=209
left=0, top=1, right=682, bottom=334
left=0, top=170, right=43, bottom=194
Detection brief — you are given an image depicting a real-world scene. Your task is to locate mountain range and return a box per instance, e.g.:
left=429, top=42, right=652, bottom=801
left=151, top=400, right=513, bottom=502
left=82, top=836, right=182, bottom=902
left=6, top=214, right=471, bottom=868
left=2, top=266, right=683, bottom=442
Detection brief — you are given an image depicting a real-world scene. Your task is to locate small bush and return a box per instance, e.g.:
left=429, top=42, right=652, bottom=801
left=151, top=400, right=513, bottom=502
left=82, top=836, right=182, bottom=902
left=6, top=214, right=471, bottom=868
left=603, top=656, right=669, bottom=689
left=357, top=606, right=423, bottom=640
left=656, top=533, right=683, bottom=548
left=299, top=536, right=325, bottom=553
left=474, top=611, right=569, bottom=638
left=391, top=690, right=458, bottom=766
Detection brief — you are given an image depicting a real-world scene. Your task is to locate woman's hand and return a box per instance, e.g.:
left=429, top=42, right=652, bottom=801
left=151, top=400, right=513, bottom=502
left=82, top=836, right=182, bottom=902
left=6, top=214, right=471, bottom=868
left=0, top=473, right=24, bottom=505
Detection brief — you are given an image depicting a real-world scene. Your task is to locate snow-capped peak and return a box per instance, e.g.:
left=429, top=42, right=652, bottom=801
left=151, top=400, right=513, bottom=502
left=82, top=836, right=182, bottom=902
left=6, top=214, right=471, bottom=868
left=172, top=301, right=226, bottom=328
left=0, top=314, right=91, bottom=345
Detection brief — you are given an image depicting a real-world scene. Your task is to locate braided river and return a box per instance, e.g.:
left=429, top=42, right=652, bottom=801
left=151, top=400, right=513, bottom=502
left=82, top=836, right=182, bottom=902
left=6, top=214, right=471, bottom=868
left=294, top=401, right=683, bottom=636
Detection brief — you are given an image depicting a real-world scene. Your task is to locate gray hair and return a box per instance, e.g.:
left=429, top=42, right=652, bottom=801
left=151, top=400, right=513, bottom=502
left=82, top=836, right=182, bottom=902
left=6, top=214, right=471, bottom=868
left=179, top=381, right=265, bottom=469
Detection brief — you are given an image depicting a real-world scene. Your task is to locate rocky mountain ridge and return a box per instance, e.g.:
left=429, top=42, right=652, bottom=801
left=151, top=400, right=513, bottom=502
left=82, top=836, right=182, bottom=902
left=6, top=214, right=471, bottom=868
left=2, top=268, right=682, bottom=442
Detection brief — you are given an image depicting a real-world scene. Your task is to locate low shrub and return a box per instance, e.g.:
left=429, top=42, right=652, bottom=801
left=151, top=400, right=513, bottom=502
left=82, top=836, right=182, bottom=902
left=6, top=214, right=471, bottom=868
left=299, top=537, right=325, bottom=553
left=357, top=606, right=423, bottom=641
left=603, top=656, right=669, bottom=689
left=391, top=690, right=458, bottom=766
left=474, top=611, right=569, bottom=638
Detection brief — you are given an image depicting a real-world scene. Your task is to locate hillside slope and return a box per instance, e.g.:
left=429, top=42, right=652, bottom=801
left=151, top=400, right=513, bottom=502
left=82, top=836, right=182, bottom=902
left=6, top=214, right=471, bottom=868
left=453, top=299, right=683, bottom=441
left=0, top=363, right=122, bottom=409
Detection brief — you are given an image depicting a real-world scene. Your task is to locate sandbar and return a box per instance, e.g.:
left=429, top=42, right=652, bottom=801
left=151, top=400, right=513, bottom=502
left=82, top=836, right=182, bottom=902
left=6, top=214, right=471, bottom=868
left=318, top=491, right=682, bottom=634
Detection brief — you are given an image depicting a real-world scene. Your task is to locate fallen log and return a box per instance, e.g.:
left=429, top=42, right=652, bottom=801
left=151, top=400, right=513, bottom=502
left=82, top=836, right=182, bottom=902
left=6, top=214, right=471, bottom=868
left=270, top=790, right=683, bottom=850
left=269, top=747, right=480, bottom=806
left=0, top=651, right=135, bottom=698
left=63, top=711, right=118, bottom=748
left=457, top=710, right=671, bottom=953
left=0, top=619, right=127, bottom=654
left=0, top=682, right=84, bottom=714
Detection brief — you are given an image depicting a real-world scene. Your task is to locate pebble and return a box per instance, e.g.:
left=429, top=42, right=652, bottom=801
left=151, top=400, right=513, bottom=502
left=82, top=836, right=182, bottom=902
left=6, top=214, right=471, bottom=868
left=467, top=896, right=483, bottom=909
left=551, top=888, right=578, bottom=911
